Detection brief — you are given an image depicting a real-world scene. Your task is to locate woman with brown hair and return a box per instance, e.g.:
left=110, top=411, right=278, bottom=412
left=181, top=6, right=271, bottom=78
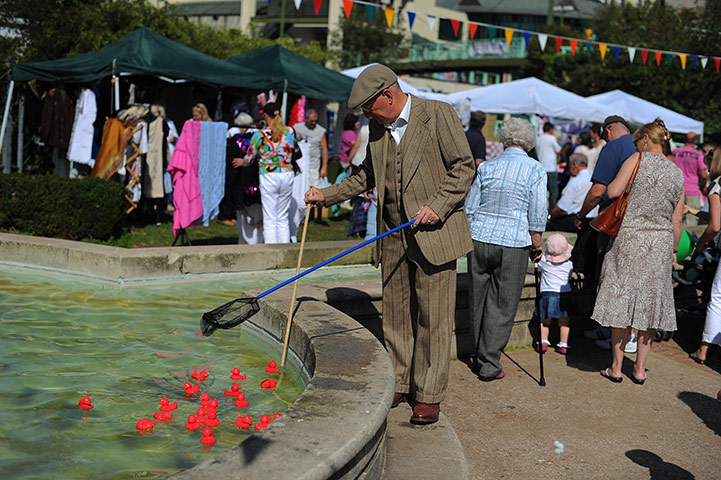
left=594, top=118, right=685, bottom=384
left=242, top=102, right=295, bottom=243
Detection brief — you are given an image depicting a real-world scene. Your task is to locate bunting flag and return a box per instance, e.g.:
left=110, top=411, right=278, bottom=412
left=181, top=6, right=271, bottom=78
left=538, top=33, right=547, bottom=51
left=692, top=55, right=698, bottom=69
left=555, top=36, right=563, bottom=52
left=680, top=54, right=687, bottom=70
left=365, top=4, right=374, bottom=23
left=504, top=28, right=514, bottom=46
left=469, top=22, right=478, bottom=39
left=268, top=0, right=271, bottom=5
left=426, top=14, right=436, bottom=31
left=613, top=46, right=620, bottom=62
left=666, top=53, right=673, bottom=66
left=343, top=0, right=352, bottom=19
left=450, top=19, right=460, bottom=38
left=628, top=47, right=636, bottom=63
left=715, top=57, right=720, bottom=72
left=294, top=0, right=301, bottom=9
left=599, top=43, right=607, bottom=60
left=487, top=26, right=496, bottom=38
left=570, top=39, right=578, bottom=56
left=522, top=31, right=531, bottom=48
left=313, top=0, right=322, bottom=15
left=384, top=7, right=394, bottom=28
left=584, top=41, right=592, bottom=55
left=655, top=51, right=662, bottom=66
left=701, top=57, right=708, bottom=69
left=642, top=49, right=648, bottom=65
left=407, top=11, right=416, bottom=30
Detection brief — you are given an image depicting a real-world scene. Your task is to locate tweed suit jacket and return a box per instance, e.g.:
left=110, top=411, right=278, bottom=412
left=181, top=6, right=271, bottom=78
left=323, top=95, right=475, bottom=266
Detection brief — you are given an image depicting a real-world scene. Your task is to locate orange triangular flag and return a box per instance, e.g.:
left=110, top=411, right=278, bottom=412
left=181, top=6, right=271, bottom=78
left=343, top=0, right=352, bottom=19
left=599, top=43, right=607, bottom=60
left=655, top=51, right=662, bottom=66
left=450, top=19, right=460, bottom=38
left=504, top=28, right=514, bottom=46
left=570, top=39, right=578, bottom=56
left=680, top=54, right=687, bottom=70
left=384, top=7, right=394, bottom=28
left=469, top=22, right=477, bottom=39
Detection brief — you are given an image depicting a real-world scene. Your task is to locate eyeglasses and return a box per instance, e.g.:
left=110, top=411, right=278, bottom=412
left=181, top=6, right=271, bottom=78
left=360, top=92, right=384, bottom=112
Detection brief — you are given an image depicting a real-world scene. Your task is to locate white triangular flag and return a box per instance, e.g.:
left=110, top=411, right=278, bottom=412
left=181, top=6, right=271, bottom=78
left=627, top=47, right=636, bottom=63
left=426, top=14, right=436, bottom=31
left=701, top=56, right=708, bottom=69
left=294, top=0, right=301, bottom=9
left=538, top=33, right=547, bottom=51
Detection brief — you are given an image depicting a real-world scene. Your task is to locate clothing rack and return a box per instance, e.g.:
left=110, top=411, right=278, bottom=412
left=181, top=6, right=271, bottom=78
left=104, top=123, right=142, bottom=214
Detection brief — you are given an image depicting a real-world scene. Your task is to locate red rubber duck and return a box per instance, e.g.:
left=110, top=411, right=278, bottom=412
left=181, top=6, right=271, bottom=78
left=200, top=427, right=216, bottom=445
left=260, top=414, right=271, bottom=424
left=254, top=422, right=268, bottom=431
left=183, top=382, right=199, bottom=395
left=224, top=384, right=242, bottom=396
left=78, top=396, right=94, bottom=410
left=136, top=419, right=156, bottom=430
left=235, top=415, right=252, bottom=429
left=273, top=412, right=282, bottom=420
left=230, top=368, right=246, bottom=381
left=158, top=397, right=178, bottom=412
left=234, top=393, right=249, bottom=408
left=260, top=379, right=277, bottom=389
left=265, top=360, right=280, bottom=374
left=203, top=410, right=220, bottom=427
left=191, top=370, right=209, bottom=381
left=199, top=393, right=210, bottom=406
left=208, top=399, right=219, bottom=409
left=153, top=411, right=173, bottom=422
left=185, top=415, right=202, bottom=430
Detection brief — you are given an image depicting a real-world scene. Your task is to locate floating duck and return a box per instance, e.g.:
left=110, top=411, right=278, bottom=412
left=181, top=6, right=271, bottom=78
left=234, top=393, right=249, bottom=408
left=78, top=396, right=94, bottom=410
left=260, top=379, right=277, bottom=389
left=153, top=411, right=173, bottom=422
left=273, top=412, right=282, bottom=420
left=158, top=397, right=178, bottom=412
left=265, top=360, right=280, bottom=374
left=191, top=370, right=209, bottom=381
left=136, top=419, right=156, bottom=430
left=200, top=427, right=216, bottom=445
left=260, top=414, right=271, bottom=424
left=235, top=415, right=252, bottom=429
left=199, top=393, right=210, bottom=406
left=254, top=422, right=268, bottom=431
left=183, top=382, right=199, bottom=395
left=185, top=415, right=202, bottom=430
left=208, top=399, right=219, bottom=409
left=224, top=384, right=242, bottom=396
left=203, top=410, right=220, bottom=427
left=230, top=368, right=246, bottom=381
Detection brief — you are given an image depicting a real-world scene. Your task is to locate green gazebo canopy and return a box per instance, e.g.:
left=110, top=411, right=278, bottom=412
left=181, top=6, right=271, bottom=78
left=226, top=45, right=354, bottom=101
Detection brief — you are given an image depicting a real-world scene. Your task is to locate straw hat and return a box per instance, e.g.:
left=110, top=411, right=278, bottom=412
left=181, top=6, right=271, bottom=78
left=544, top=234, right=572, bottom=263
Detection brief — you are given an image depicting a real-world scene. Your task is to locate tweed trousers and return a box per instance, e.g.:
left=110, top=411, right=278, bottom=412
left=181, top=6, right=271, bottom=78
left=469, top=240, right=529, bottom=377
left=382, top=230, right=457, bottom=404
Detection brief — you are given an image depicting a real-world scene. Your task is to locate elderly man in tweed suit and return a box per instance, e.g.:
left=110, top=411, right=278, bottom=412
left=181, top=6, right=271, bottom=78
left=305, top=64, right=475, bottom=425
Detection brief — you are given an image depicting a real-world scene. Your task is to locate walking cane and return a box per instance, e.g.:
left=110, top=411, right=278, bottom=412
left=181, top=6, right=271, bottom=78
left=534, top=264, right=546, bottom=387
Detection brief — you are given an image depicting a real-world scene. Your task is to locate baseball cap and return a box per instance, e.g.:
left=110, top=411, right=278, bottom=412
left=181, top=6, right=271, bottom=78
left=348, top=64, right=398, bottom=110
left=601, top=115, right=631, bottom=139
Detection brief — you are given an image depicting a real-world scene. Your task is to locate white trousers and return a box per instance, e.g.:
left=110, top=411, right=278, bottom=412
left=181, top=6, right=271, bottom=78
left=235, top=204, right=264, bottom=245
left=260, top=171, right=294, bottom=244
left=703, top=262, right=721, bottom=345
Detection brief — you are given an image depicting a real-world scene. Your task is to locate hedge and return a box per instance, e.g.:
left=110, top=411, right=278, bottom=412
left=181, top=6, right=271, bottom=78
left=0, top=173, right=127, bottom=241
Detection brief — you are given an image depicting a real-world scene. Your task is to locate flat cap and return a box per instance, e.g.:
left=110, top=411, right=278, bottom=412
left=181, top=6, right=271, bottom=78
left=348, top=64, right=398, bottom=110
left=602, top=115, right=630, bottom=133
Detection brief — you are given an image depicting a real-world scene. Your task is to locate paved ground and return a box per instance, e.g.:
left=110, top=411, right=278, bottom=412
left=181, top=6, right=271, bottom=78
left=384, top=327, right=721, bottom=480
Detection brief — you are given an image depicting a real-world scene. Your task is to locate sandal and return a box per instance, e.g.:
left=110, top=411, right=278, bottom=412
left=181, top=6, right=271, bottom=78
left=600, top=368, right=623, bottom=383
left=689, top=353, right=706, bottom=365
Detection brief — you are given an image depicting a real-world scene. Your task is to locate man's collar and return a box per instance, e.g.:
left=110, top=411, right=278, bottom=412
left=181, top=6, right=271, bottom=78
left=385, top=93, right=411, bottom=130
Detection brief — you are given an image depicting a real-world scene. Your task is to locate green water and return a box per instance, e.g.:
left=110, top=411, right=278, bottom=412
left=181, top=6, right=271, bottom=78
left=0, top=268, right=311, bottom=480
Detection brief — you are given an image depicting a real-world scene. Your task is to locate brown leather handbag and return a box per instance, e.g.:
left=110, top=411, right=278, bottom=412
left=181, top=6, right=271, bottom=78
left=590, top=155, right=642, bottom=237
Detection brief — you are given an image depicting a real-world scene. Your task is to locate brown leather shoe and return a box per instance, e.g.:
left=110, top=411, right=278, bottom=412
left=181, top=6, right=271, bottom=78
left=410, top=402, right=440, bottom=425
left=391, top=392, right=405, bottom=408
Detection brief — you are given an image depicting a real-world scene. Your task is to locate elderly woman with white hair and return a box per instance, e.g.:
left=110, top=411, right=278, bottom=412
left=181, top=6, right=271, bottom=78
left=465, top=117, right=548, bottom=381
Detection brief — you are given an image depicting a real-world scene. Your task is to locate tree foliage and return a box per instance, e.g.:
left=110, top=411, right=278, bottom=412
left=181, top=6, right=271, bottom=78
left=521, top=0, right=721, bottom=140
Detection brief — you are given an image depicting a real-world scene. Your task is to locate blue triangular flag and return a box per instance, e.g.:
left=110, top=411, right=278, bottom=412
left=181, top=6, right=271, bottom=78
left=407, top=11, right=416, bottom=30
left=365, top=4, right=375, bottom=23
left=692, top=55, right=698, bottom=69
left=614, top=46, right=620, bottom=62
left=522, top=32, right=531, bottom=48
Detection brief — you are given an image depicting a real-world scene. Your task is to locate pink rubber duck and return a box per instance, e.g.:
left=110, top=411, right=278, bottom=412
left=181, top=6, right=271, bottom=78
left=260, top=379, right=277, bottom=389
left=199, top=393, right=210, bottom=406
left=203, top=410, right=220, bottom=427
left=235, top=414, right=252, bottom=429
left=158, top=397, right=178, bottom=412
left=153, top=411, right=173, bottom=422
left=224, top=384, right=242, bottom=396
left=230, top=368, right=246, bottom=381
left=136, top=419, right=156, bottom=430
left=78, top=396, right=94, bottom=410
left=191, top=370, right=209, bottom=381
left=185, top=415, right=202, bottom=430
left=234, top=393, right=249, bottom=408
left=265, top=360, right=280, bottom=374
left=200, top=427, right=216, bottom=445
left=183, top=382, right=199, bottom=395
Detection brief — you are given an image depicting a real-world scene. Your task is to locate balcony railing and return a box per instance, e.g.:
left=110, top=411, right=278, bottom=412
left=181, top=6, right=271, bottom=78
left=401, top=38, right=527, bottom=63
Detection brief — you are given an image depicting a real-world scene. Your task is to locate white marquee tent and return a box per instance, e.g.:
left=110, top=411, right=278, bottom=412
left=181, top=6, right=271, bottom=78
left=341, top=64, right=452, bottom=103
left=586, top=90, right=704, bottom=136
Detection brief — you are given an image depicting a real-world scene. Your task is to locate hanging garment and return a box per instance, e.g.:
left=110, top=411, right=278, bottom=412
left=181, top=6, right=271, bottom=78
left=66, top=89, right=97, bottom=167
left=198, top=121, right=228, bottom=226
left=168, top=120, right=203, bottom=237
left=40, top=87, right=75, bottom=149
left=143, top=117, right=165, bottom=199
left=91, top=118, right=131, bottom=178
left=289, top=140, right=311, bottom=239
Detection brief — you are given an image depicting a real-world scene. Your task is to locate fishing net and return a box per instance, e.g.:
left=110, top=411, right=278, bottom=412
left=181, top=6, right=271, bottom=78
left=200, top=297, right=260, bottom=336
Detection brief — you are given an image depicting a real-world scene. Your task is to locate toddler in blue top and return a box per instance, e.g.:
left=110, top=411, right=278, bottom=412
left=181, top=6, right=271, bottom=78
left=536, top=234, right=576, bottom=354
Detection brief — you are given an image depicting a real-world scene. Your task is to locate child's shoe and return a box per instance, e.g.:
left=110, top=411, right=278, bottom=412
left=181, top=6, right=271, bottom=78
left=555, top=343, right=569, bottom=355
left=534, top=340, right=550, bottom=354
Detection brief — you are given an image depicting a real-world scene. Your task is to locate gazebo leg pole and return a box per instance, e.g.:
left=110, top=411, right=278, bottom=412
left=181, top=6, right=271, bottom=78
left=0, top=80, right=14, bottom=163
left=17, top=93, right=24, bottom=173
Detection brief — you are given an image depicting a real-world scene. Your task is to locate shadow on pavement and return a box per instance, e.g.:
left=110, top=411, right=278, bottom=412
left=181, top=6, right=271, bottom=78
left=625, top=449, right=694, bottom=480
left=677, top=391, right=721, bottom=437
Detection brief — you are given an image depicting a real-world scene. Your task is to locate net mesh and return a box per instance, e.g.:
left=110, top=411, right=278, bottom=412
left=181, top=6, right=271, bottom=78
left=200, top=297, right=260, bottom=336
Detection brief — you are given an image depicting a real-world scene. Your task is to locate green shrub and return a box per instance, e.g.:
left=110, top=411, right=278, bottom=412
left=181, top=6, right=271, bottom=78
left=0, top=174, right=127, bottom=241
